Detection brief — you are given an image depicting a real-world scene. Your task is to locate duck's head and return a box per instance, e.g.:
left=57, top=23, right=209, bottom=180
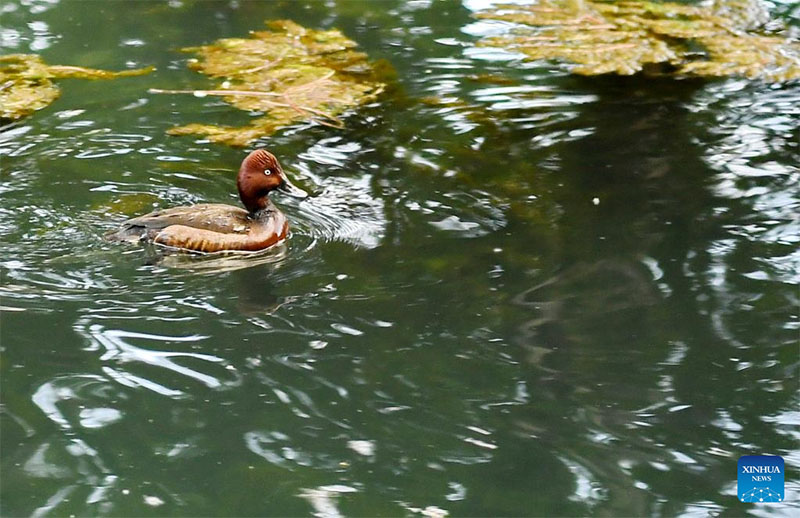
left=237, top=149, right=307, bottom=213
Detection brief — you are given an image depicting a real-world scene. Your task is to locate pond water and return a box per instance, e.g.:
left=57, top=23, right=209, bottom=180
left=1, top=0, right=798, bottom=516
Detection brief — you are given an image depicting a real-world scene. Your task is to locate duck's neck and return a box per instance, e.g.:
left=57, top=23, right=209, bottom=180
left=249, top=198, right=276, bottom=219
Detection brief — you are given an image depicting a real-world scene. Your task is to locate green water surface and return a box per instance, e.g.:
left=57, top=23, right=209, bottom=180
left=1, top=1, right=798, bottom=516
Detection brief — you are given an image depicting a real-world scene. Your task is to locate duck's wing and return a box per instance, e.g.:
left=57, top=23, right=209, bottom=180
left=106, top=204, right=250, bottom=243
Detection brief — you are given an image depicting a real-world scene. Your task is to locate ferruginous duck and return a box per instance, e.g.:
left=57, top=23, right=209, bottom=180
left=106, top=149, right=307, bottom=252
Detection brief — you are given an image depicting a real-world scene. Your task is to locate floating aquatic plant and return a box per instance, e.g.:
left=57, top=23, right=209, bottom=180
left=155, top=20, right=386, bottom=146
left=0, top=54, right=153, bottom=121
left=474, top=0, right=800, bottom=81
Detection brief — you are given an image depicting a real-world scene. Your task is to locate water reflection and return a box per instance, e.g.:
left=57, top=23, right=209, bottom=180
left=485, top=75, right=800, bottom=515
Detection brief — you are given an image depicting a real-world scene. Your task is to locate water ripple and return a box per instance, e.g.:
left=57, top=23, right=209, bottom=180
left=74, top=320, right=241, bottom=395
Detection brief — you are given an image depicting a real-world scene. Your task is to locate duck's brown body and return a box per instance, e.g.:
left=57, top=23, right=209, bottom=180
left=106, top=150, right=305, bottom=253
left=107, top=203, right=288, bottom=253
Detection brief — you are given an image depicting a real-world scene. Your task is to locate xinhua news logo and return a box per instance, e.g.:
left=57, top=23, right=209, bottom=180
left=738, top=455, right=784, bottom=503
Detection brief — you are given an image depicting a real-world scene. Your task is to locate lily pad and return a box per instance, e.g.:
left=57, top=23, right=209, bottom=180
left=0, top=54, right=153, bottom=121
left=474, top=0, right=800, bottom=81
left=159, top=20, right=386, bottom=146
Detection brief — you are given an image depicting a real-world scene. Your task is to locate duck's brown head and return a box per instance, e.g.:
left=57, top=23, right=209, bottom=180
left=237, top=149, right=308, bottom=213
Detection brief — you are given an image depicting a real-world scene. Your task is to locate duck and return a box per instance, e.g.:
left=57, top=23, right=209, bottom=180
left=106, top=149, right=307, bottom=253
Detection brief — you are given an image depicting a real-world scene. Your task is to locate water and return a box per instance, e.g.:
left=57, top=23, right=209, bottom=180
left=1, top=0, right=798, bottom=516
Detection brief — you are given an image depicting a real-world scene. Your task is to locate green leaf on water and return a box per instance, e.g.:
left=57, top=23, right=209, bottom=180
left=474, top=0, right=800, bottom=81
left=158, top=20, right=386, bottom=147
left=0, top=54, right=153, bottom=121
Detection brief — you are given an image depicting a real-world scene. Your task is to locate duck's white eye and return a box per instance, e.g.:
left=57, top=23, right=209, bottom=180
left=264, top=168, right=273, bottom=176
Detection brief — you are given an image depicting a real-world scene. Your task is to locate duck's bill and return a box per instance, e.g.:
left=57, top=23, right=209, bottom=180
left=278, top=177, right=308, bottom=199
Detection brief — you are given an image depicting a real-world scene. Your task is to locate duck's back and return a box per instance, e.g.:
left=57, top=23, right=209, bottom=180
left=106, top=203, right=288, bottom=253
